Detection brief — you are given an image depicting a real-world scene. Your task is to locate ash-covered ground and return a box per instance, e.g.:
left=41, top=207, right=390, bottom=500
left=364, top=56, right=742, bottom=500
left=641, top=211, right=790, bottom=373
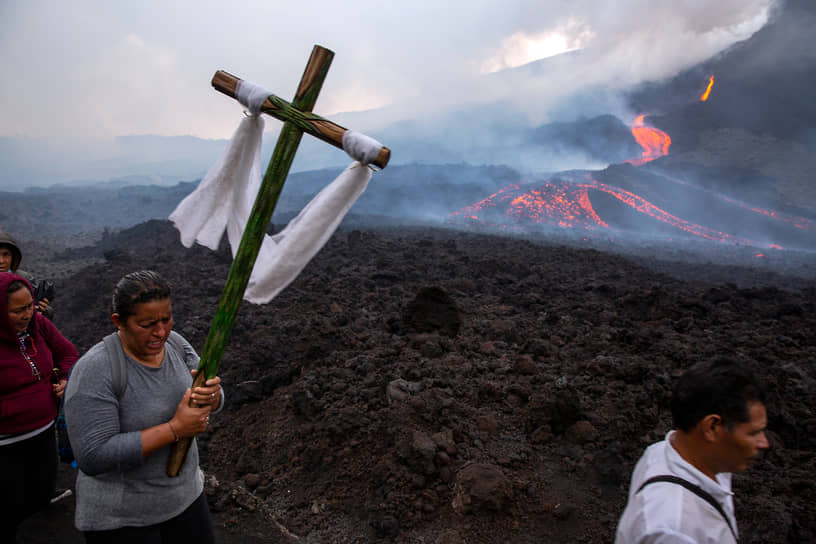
left=18, top=220, right=816, bottom=543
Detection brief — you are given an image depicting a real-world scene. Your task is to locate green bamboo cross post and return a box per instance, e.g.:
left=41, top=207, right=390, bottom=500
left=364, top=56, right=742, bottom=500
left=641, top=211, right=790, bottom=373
left=167, top=44, right=389, bottom=476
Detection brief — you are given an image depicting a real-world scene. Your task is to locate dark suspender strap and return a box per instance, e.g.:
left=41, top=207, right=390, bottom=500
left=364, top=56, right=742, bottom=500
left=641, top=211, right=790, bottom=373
left=637, top=475, right=738, bottom=542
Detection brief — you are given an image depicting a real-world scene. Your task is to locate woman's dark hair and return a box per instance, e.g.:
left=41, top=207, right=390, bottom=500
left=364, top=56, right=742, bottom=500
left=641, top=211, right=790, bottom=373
left=671, top=357, right=766, bottom=432
left=6, top=279, right=28, bottom=296
left=112, top=270, right=171, bottom=321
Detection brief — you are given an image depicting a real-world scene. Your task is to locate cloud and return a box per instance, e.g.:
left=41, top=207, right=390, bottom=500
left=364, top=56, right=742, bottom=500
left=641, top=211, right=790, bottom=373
left=0, top=0, right=775, bottom=148
left=479, top=18, right=595, bottom=74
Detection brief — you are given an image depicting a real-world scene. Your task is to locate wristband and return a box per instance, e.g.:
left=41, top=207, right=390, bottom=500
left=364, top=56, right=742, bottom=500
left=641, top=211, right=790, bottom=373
left=167, top=421, right=179, bottom=442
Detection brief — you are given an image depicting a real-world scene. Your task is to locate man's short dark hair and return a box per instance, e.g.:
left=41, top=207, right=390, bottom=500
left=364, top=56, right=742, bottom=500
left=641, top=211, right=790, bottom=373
left=671, top=357, right=766, bottom=432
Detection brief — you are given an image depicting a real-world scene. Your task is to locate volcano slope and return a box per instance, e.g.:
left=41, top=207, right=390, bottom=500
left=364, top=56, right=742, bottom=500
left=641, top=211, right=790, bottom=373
left=35, top=219, right=816, bottom=543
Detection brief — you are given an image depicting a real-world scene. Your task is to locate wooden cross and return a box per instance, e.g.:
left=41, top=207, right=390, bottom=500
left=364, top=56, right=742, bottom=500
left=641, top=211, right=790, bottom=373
left=167, top=44, right=391, bottom=476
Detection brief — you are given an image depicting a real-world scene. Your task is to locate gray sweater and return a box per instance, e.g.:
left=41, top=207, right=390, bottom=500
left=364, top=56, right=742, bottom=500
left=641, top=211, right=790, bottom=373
left=64, top=331, right=204, bottom=530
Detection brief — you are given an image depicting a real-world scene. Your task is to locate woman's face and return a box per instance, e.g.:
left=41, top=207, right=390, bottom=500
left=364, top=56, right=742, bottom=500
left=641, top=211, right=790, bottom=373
left=7, top=287, right=34, bottom=332
left=113, top=298, right=174, bottom=363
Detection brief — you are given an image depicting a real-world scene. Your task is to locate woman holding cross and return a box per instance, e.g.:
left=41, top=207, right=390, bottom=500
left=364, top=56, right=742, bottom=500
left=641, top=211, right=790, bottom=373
left=64, top=270, right=224, bottom=543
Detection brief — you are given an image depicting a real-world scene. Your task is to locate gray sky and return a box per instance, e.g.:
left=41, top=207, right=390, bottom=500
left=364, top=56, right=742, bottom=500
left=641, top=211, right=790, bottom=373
left=1, top=0, right=774, bottom=147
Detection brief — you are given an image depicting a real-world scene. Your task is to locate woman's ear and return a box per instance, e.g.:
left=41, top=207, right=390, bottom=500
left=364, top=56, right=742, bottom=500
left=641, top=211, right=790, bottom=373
left=111, top=313, right=123, bottom=329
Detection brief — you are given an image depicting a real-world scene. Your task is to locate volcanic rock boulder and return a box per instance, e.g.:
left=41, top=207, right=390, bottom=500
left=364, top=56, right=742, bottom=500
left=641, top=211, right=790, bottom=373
left=451, top=462, right=513, bottom=515
left=386, top=378, right=422, bottom=404
left=565, top=420, right=600, bottom=445
left=403, top=286, right=462, bottom=337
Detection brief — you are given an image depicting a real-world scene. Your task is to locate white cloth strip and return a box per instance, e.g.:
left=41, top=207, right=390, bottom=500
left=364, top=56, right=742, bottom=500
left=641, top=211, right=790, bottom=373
left=170, top=112, right=372, bottom=304
left=342, top=130, right=383, bottom=165
left=169, top=114, right=265, bottom=251
left=243, top=162, right=370, bottom=303
left=236, top=79, right=272, bottom=116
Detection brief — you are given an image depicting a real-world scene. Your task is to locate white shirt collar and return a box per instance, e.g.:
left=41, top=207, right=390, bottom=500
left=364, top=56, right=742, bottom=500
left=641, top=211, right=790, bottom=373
left=663, top=430, right=734, bottom=502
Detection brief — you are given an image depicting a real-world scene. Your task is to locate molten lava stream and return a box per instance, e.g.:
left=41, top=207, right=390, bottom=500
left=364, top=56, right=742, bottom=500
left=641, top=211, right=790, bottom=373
left=449, top=180, right=609, bottom=231
left=625, top=115, right=671, bottom=166
left=506, top=182, right=608, bottom=229
left=700, top=75, right=714, bottom=101
left=450, top=172, right=787, bottom=249
left=728, top=199, right=813, bottom=232
left=585, top=176, right=779, bottom=248
left=448, top=184, right=522, bottom=222
left=646, top=171, right=813, bottom=234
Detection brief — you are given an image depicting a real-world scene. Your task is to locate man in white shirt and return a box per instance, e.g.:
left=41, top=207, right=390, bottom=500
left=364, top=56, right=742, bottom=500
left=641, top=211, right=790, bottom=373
left=616, top=359, right=769, bottom=543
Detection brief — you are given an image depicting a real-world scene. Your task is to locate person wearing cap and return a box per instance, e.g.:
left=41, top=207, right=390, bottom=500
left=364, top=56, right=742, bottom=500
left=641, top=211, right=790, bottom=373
left=0, top=228, right=54, bottom=320
left=615, top=358, right=770, bottom=543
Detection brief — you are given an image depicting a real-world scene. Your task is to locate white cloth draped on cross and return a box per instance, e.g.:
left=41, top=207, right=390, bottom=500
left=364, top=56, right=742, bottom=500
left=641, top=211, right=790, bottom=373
left=169, top=79, right=382, bottom=304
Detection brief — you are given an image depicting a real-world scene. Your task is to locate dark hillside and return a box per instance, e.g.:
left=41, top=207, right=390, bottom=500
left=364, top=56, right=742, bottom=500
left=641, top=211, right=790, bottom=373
left=629, top=0, right=816, bottom=144
left=21, top=219, right=816, bottom=543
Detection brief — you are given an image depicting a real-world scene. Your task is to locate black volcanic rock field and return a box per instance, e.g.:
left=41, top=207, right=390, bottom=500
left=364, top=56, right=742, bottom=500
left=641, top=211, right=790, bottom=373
left=18, top=219, right=816, bottom=543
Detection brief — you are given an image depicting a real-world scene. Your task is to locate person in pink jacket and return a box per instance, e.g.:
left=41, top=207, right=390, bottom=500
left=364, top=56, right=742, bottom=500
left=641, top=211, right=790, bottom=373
left=0, top=273, right=78, bottom=543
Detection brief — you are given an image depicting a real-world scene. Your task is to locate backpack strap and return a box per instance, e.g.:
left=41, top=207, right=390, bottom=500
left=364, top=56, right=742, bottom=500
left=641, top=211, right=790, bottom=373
left=637, top=474, right=738, bottom=542
left=102, top=331, right=191, bottom=399
left=102, top=333, right=128, bottom=398
left=164, top=331, right=186, bottom=361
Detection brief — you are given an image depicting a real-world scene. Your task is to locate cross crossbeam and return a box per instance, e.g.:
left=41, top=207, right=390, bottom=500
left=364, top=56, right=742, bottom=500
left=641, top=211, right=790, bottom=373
left=211, top=70, right=391, bottom=169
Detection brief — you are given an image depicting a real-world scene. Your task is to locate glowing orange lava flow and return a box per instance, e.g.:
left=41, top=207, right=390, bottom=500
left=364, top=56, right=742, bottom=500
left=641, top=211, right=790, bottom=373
left=506, top=182, right=608, bottom=229
left=718, top=196, right=813, bottom=233
left=586, top=176, right=762, bottom=246
left=449, top=180, right=607, bottom=231
left=449, top=175, right=789, bottom=250
left=656, top=174, right=814, bottom=233
left=625, top=115, right=672, bottom=166
left=700, top=75, right=715, bottom=101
